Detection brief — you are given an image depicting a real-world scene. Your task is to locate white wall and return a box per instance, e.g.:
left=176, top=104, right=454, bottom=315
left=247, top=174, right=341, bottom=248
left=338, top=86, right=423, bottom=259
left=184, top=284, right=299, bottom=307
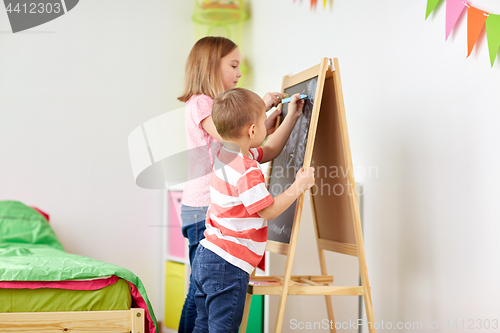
left=247, top=0, right=500, bottom=332
left=0, top=0, right=194, bottom=321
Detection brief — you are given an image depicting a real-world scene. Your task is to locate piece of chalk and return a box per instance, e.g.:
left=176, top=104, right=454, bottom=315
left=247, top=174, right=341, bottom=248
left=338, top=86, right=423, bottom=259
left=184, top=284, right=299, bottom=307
left=281, top=94, right=308, bottom=104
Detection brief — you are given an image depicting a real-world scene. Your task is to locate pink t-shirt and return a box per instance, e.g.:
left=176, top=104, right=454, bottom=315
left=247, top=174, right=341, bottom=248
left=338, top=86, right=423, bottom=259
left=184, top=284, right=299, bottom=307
left=182, top=94, right=223, bottom=207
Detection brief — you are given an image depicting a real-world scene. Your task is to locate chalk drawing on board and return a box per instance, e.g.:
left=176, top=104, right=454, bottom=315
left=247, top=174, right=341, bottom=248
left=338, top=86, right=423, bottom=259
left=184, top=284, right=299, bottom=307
left=267, top=76, right=318, bottom=244
left=278, top=77, right=317, bottom=173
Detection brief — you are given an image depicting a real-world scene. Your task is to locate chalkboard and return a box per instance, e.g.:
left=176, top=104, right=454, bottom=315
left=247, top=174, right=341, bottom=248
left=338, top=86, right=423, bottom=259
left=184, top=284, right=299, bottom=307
left=267, top=76, right=319, bottom=244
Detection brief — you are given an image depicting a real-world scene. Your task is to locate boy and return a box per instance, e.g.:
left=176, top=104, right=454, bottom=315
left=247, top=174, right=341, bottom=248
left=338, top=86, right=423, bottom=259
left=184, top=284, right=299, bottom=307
left=192, top=88, right=315, bottom=333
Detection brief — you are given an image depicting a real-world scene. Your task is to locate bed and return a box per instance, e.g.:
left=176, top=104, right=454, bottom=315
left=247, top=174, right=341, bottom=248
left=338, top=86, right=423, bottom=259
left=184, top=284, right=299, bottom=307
left=0, top=201, right=158, bottom=333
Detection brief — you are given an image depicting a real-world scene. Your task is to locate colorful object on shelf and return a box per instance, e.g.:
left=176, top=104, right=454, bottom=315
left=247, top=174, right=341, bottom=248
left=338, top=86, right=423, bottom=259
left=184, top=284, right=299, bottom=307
left=192, top=0, right=247, bottom=29
left=164, top=261, right=185, bottom=329
left=201, top=0, right=240, bottom=9
left=168, top=192, right=185, bottom=259
left=467, top=6, right=488, bottom=57
left=247, top=295, right=264, bottom=332
left=445, top=0, right=466, bottom=40
left=426, top=0, right=500, bottom=67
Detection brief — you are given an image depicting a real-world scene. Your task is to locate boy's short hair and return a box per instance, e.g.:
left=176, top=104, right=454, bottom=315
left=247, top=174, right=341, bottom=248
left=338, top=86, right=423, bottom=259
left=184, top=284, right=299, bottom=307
left=212, top=88, right=266, bottom=139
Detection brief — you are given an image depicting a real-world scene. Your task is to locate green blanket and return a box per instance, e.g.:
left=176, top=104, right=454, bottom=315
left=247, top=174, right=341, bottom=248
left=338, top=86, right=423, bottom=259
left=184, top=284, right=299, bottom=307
left=0, top=201, right=157, bottom=331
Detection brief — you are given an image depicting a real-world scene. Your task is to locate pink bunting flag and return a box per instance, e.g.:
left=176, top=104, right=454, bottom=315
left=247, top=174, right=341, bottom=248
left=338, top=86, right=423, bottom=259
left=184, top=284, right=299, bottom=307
left=446, top=0, right=467, bottom=40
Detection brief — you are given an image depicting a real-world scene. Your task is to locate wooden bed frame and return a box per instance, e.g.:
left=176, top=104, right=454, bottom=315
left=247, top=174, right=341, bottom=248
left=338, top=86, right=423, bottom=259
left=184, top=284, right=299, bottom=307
left=0, top=308, right=145, bottom=333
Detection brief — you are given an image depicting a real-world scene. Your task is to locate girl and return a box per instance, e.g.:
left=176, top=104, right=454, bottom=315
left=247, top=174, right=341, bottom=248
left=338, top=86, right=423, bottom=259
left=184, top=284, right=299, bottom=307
left=177, top=36, right=285, bottom=333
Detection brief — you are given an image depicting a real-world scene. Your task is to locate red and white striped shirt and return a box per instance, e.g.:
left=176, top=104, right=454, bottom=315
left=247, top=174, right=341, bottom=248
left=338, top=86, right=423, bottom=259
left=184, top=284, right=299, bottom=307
left=200, top=146, right=274, bottom=274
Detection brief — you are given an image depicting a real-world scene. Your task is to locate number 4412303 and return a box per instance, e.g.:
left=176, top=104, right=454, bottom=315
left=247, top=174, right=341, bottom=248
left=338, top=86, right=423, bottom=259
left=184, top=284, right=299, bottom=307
left=6, top=3, right=62, bottom=14
left=444, top=319, right=498, bottom=330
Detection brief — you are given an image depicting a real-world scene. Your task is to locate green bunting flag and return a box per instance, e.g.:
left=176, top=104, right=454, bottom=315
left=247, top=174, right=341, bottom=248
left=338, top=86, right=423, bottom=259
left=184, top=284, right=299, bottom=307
left=486, top=14, right=500, bottom=67
left=426, top=0, right=443, bottom=19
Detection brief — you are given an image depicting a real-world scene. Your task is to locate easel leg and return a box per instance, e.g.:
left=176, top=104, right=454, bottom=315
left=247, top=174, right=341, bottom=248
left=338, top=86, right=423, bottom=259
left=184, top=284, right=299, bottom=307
left=273, top=292, right=289, bottom=333
left=324, top=295, right=336, bottom=333
left=240, top=293, right=252, bottom=333
left=312, top=195, right=337, bottom=333
left=318, top=249, right=336, bottom=333
left=356, top=220, right=376, bottom=333
left=363, top=287, right=376, bottom=333
left=273, top=194, right=307, bottom=333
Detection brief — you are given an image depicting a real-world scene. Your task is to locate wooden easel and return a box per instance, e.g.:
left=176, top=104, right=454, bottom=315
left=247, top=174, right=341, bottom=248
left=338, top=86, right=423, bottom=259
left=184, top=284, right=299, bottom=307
left=240, top=58, right=376, bottom=333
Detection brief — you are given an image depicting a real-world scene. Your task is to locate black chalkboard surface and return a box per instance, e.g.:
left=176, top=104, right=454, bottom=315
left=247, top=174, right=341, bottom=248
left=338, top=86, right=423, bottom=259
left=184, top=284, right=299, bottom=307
left=267, top=76, right=319, bottom=244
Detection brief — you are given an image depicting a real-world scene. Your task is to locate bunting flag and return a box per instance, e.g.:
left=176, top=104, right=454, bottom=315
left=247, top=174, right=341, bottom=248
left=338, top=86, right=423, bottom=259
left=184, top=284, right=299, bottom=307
left=295, top=0, right=330, bottom=10
left=426, top=0, right=443, bottom=19
left=445, top=0, right=466, bottom=40
left=426, top=0, right=500, bottom=67
left=486, top=14, right=500, bottom=67
left=467, top=6, right=488, bottom=57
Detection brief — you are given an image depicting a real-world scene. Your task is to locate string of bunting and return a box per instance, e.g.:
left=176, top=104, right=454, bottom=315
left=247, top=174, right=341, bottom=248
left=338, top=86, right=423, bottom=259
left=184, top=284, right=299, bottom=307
left=293, top=0, right=331, bottom=10
left=426, top=0, right=500, bottom=67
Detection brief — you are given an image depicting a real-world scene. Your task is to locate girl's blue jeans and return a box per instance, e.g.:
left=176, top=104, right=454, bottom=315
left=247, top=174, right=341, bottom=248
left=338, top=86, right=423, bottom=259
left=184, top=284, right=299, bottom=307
left=178, top=205, right=208, bottom=333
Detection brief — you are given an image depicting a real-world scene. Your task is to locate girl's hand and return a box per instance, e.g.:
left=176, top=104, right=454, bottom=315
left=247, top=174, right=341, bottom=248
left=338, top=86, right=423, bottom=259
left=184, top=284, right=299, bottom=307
left=265, top=109, right=281, bottom=136
left=263, top=92, right=286, bottom=111
left=287, top=93, right=305, bottom=120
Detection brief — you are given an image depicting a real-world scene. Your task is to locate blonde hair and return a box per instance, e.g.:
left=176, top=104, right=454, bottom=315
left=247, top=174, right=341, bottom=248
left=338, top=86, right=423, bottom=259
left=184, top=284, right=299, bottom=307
left=212, top=88, right=265, bottom=139
left=178, top=37, right=237, bottom=102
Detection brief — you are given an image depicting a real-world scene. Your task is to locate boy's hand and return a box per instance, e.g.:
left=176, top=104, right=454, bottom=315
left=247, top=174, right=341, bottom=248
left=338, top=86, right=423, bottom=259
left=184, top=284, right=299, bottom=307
left=263, top=92, right=286, bottom=111
left=258, top=167, right=316, bottom=221
left=287, top=93, right=305, bottom=120
left=295, top=167, right=315, bottom=193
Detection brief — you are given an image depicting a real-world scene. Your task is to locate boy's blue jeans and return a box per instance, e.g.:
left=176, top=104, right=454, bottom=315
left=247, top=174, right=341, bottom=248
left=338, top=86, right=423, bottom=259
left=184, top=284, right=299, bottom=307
left=178, top=205, right=208, bottom=333
left=191, top=244, right=250, bottom=333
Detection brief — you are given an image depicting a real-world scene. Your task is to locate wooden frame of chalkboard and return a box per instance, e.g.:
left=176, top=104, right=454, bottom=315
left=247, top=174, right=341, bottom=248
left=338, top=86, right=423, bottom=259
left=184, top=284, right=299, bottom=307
left=240, top=58, right=376, bottom=333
